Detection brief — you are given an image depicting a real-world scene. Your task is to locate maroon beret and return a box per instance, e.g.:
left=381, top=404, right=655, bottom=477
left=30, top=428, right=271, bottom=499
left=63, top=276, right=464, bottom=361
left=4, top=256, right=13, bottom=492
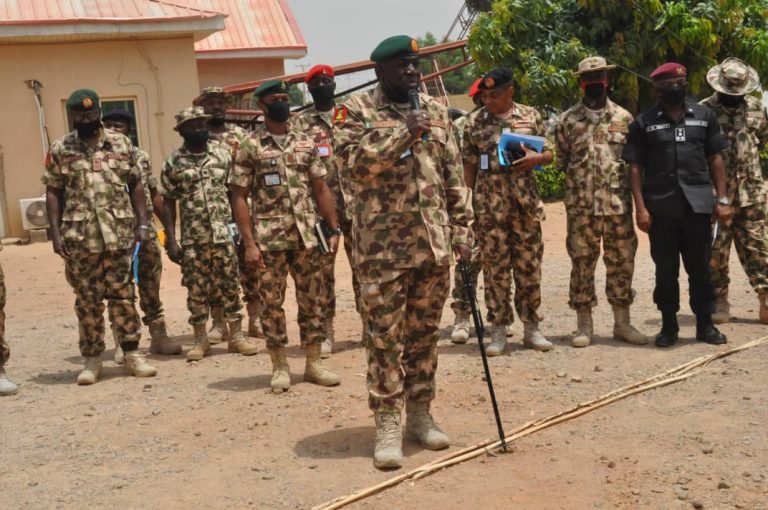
left=650, top=62, right=687, bottom=81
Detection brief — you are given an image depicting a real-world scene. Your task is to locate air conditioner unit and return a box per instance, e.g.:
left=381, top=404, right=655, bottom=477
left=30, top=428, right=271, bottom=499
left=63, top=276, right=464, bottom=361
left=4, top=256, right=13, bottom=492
left=20, top=196, right=49, bottom=230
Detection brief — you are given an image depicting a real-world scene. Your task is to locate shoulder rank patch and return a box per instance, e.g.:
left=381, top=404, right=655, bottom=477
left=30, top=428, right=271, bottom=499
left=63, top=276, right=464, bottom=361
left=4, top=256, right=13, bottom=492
left=333, top=105, right=348, bottom=125
left=370, top=121, right=399, bottom=129
left=608, top=121, right=629, bottom=133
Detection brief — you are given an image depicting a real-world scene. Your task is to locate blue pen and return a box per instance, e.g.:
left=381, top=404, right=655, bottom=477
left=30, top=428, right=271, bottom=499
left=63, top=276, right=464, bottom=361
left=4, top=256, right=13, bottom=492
left=132, top=241, right=142, bottom=284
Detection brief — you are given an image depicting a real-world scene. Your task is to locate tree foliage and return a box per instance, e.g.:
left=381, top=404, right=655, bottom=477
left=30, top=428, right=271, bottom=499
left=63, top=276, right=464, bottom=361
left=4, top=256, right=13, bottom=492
left=418, top=32, right=479, bottom=95
left=468, top=0, right=768, bottom=114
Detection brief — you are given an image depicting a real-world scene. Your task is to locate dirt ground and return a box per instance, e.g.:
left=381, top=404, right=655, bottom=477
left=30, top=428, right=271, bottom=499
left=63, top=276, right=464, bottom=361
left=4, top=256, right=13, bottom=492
left=1, top=201, right=766, bottom=510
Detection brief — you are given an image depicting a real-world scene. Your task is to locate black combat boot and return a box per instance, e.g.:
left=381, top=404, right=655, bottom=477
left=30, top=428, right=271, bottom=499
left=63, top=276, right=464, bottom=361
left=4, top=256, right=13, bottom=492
left=696, top=313, right=727, bottom=345
left=655, top=309, right=679, bottom=348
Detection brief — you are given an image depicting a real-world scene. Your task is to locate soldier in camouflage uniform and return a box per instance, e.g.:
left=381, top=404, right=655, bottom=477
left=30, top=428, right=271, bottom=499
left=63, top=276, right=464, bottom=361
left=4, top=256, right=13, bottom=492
left=555, top=56, right=648, bottom=347
left=102, top=109, right=181, bottom=361
left=700, top=58, right=768, bottom=325
left=231, top=79, right=341, bottom=392
left=43, top=89, right=157, bottom=385
left=0, top=251, right=18, bottom=396
left=194, top=87, right=263, bottom=341
left=161, top=107, right=258, bottom=362
left=463, top=67, right=553, bottom=355
left=293, top=64, right=363, bottom=358
left=335, top=36, right=473, bottom=469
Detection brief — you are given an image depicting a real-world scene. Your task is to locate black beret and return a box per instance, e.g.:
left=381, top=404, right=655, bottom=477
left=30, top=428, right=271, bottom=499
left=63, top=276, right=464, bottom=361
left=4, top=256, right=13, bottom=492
left=478, top=67, right=514, bottom=90
left=102, top=109, right=134, bottom=122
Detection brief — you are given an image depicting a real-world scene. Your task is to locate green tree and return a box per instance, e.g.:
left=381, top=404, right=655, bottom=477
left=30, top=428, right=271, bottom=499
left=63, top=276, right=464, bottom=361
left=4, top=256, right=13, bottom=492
left=468, top=0, right=768, bottom=114
left=287, top=83, right=305, bottom=107
left=418, top=32, right=479, bottom=95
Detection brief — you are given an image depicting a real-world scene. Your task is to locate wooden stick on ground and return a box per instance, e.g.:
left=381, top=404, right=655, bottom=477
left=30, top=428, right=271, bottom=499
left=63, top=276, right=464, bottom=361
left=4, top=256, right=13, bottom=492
left=313, top=337, right=767, bottom=510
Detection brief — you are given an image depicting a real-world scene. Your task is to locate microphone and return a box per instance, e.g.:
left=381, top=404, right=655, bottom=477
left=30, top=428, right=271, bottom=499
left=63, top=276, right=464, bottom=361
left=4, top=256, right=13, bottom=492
left=408, top=89, right=428, bottom=141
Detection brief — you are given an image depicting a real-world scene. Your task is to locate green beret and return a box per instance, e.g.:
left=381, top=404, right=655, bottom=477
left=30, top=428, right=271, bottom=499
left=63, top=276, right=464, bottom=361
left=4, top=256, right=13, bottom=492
left=254, top=80, right=288, bottom=100
left=370, top=35, right=419, bottom=63
left=66, top=89, right=100, bottom=111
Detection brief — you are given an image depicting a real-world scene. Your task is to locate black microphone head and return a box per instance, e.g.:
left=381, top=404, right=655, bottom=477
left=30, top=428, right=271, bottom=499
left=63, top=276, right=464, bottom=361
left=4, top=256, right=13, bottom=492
left=408, top=88, right=420, bottom=110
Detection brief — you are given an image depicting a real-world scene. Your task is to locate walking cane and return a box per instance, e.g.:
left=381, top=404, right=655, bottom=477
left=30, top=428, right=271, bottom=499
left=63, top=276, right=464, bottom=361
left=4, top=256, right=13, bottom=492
left=458, top=259, right=507, bottom=451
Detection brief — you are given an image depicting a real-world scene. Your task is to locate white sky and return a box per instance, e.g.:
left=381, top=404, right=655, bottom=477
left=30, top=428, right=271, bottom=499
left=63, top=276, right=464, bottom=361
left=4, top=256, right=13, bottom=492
left=284, top=0, right=465, bottom=91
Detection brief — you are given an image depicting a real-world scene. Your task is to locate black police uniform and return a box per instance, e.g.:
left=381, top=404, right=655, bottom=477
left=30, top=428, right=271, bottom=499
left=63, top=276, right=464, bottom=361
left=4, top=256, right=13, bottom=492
left=622, top=100, right=727, bottom=316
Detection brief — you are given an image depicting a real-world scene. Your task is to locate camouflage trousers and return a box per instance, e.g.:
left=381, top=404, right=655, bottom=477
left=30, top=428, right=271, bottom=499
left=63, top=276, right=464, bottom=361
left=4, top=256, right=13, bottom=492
left=477, top=214, right=543, bottom=326
left=450, top=241, right=481, bottom=315
left=209, top=247, right=261, bottom=312
left=361, top=263, right=450, bottom=413
left=65, top=249, right=141, bottom=357
left=259, top=248, right=325, bottom=348
left=710, top=201, right=768, bottom=296
left=136, top=238, right=164, bottom=325
left=0, top=261, right=8, bottom=366
left=566, top=212, right=638, bottom=309
left=181, top=242, right=243, bottom=325
left=319, top=216, right=364, bottom=321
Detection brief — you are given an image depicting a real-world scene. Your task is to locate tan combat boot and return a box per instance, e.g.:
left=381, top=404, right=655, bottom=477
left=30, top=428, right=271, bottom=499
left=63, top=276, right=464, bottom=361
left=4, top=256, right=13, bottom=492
left=123, top=350, right=158, bottom=378
left=304, top=343, right=341, bottom=386
left=148, top=319, right=182, bottom=355
left=759, top=293, right=768, bottom=324
left=506, top=324, right=515, bottom=337
left=227, top=320, right=259, bottom=356
left=451, top=311, right=470, bottom=344
left=373, top=410, right=403, bottom=469
left=485, top=324, right=507, bottom=356
left=405, top=401, right=450, bottom=450
left=712, top=292, right=730, bottom=324
left=522, top=322, right=553, bottom=351
left=571, top=308, right=593, bottom=348
left=208, top=307, right=227, bottom=344
left=0, top=366, right=19, bottom=396
left=246, top=302, right=264, bottom=338
left=77, top=357, right=103, bottom=385
left=187, top=323, right=211, bottom=361
left=612, top=305, right=648, bottom=345
left=267, top=345, right=291, bottom=392
left=321, top=317, right=334, bottom=358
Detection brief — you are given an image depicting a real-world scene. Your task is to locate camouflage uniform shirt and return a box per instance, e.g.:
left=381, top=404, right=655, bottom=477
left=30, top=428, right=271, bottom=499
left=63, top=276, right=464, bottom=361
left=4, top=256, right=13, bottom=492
left=555, top=99, right=634, bottom=215
left=334, top=85, right=473, bottom=270
left=42, top=128, right=141, bottom=253
left=462, top=103, right=553, bottom=222
left=230, top=126, right=327, bottom=251
left=210, top=123, right=249, bottom=156
left=160, top=142, right=232, bottom=246
left=134, top=146, right=158, bottom=240
left=700, top=94, right=768, bottom=207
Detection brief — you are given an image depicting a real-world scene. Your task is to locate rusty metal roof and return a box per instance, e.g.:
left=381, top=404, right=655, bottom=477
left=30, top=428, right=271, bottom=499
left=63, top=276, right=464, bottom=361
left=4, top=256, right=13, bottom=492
left=0, top=0, right=222, bottom=24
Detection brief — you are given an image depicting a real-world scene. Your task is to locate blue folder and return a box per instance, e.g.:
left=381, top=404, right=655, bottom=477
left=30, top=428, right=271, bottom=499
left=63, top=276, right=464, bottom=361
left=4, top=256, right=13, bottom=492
left=497, top=132, right=547, bottom=169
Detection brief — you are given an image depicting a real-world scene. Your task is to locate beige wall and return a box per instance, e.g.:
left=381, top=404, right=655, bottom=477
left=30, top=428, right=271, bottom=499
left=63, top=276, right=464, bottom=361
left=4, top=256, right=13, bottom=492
left=196, top=57, right=285, bottom=89
left=0, top=37, right=202, bottom=238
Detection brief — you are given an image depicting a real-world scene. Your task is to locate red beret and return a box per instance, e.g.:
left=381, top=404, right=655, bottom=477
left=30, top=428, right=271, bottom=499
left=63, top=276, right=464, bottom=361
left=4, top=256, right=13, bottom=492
left=468, top=78, right=482, bottom=98
left=650, top=62, right=687, bottom=81
left=305, top=64, right=334, bottom=83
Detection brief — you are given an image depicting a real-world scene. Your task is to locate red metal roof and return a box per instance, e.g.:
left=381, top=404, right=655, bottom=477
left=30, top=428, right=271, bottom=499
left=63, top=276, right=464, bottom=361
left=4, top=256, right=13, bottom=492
left=193, top=0, right=306, bottom=56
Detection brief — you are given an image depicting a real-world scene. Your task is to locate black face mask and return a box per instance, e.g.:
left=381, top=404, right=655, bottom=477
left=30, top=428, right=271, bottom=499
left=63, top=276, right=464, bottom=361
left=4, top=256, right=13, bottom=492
left=659, top=85, right=687, bottom=106
left=583, top=82, right=606, bottom=100
left=74, top=120, right=101, bottom=139
left=309, top=84, right=335, bottom=107
left=265, top=100, right=291, bottom=123
left=182, top=131, right=209, bottom=147
left=718, top=93, right=744, bottom=108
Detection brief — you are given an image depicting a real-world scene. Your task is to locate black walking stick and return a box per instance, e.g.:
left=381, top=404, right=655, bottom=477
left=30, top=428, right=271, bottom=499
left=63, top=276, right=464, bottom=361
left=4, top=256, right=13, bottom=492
left=458, top=259, right=507, bottom=451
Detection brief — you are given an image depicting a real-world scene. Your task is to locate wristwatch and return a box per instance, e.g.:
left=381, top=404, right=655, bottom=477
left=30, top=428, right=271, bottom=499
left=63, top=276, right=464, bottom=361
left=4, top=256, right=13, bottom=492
left=716, top=196, right=730, bottom=206
left=330, top=226, right=342, bottom=237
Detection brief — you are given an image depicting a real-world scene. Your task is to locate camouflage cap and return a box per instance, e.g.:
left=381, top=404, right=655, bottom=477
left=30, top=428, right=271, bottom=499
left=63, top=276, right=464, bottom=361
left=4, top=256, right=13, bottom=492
left=707, top=57, right=759, bottom=96
left=370, top=35, right=419, bottom=63
left=574, top=56, right=616, bottom=75
left=174, top=106, right=211, bottom=131
left=193, top=86, right=233, bottom=106
left=254, top=79, right=288, bottom=100
left=66, top=89, right=100, bottom=111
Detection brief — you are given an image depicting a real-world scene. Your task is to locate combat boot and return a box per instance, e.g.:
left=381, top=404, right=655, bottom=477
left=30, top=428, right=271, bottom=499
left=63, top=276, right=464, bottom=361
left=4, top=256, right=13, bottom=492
left=246, top=302, right=264, bottom=338
left=506, top=324, right=515, bottom=337
left=450, top=311, right=470, bottom=344
left=522, top=322, right=553, bottom=351
left=759, top=294, right=768, bottom=325
left=405, top=401, right=450, bottom=450
left=77, top=357, right=102, bottom=385
left=655, top=310, right=679, bottom=348
left=485, top=324, right=507, bottom=356
left=304, top=343, right=341, bottom=386
left=571, top=308, right=592, bottom=348
left=267, top=345, right=291, bottom=392
left=612, top=305, right=648, bottom=345
left=112, top=325, right=124, bottom=365
left=321, top=317, right=334, bottom=358
left=0, top=366, right=19, bottom=396
left=187, top=323, right=211, bottom=361
left=712, top=292, right=730, bottom=324
left=208, top=307, right=227, bottom=344
left=227, top=320, right=259, bottom=356
left=123, top=350, right=158, bottom=377
left=696, top=314, right=727, bottom=345
left=373, top=410, right=403, bottom=469
left=148, top=319, right=182, bottom=355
